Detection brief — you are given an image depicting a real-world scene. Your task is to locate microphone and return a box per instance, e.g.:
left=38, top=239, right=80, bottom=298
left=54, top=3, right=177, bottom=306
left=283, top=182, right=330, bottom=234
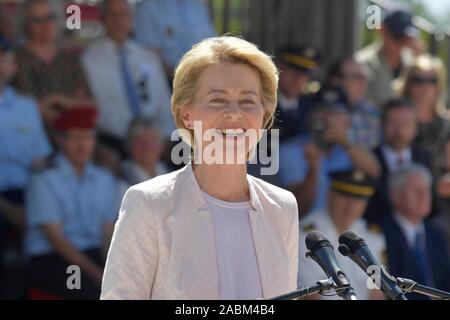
left=338, top=230, right=407, bottom=300
left=305, top=231, right=358, bottom=300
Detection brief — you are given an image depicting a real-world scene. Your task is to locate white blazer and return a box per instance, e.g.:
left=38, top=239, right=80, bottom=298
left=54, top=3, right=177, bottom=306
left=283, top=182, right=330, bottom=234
left=101, top=162, right=299, bottom=300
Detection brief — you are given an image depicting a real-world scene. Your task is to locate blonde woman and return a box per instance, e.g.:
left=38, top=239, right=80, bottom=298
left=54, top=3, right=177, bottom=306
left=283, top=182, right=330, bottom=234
left=400, top=54, right=450, bottom=174
left=101, top=36, right=299, bottom=300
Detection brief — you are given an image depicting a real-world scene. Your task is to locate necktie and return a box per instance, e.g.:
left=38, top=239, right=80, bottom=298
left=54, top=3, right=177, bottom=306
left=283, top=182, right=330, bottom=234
left=413, top=231, right=434, bottom=288
left=118, top=46, right=141, bottom=116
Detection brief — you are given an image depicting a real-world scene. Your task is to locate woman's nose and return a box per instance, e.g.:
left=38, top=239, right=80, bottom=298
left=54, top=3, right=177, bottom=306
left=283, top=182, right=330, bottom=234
left=223, top=102, right=241, bottom=120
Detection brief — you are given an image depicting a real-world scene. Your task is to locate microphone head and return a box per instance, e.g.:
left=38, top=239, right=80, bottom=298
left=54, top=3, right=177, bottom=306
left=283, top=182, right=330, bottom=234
left=305, top=231, right=333, bottom=252
left=338, top=244, right=351, bottom=257
left=338, top=230, right=366, bottom=253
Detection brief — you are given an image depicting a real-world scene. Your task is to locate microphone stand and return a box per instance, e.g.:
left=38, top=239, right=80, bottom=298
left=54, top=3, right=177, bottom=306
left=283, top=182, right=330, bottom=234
left=269, top=278, right=336, bottom=300
left=340, top=288, right=358, bottom=300
left=396, top=277, right=450, bottom=300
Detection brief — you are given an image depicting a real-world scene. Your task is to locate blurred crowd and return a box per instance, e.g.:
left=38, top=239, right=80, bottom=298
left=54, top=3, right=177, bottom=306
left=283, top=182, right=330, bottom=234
left=0, top=0, right=449, bottom=300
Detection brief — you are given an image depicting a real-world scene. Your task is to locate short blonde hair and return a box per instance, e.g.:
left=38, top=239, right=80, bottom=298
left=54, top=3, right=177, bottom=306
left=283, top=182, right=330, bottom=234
left=171, top=36, right=279, bottom=147
left=400, top=54, right=448, bottom=116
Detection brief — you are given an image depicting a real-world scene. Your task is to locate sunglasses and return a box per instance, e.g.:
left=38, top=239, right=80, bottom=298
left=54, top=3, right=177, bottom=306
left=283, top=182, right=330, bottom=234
left=410, top=75, right=438, bottom=85
left=29, top=13, right=56, bottom=24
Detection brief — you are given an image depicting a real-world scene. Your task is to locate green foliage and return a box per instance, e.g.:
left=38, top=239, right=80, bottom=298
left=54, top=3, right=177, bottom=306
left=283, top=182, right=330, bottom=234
left=210, top=0, right=248, bottom=35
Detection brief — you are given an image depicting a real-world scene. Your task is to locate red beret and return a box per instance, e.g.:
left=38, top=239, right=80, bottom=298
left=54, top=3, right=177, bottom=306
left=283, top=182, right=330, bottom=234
left=53, top=107, right=98, bottom=132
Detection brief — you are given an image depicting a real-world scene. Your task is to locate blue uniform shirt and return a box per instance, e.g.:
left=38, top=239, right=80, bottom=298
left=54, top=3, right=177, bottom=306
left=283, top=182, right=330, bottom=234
left=0, top=86, right=52, bottom=191
left=279, top=135, right=353, bottom=214
left=134, top=0, right=216, bottom=70
left=25, top=154, right=120, bottom=256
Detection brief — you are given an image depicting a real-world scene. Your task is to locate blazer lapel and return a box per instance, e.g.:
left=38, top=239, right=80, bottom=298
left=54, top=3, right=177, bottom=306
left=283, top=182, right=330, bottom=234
left=166, top=163, right=289, bottom=299
left=165, top=163, right=219, bottom=299
left=248, top=177, right=291, bottom=299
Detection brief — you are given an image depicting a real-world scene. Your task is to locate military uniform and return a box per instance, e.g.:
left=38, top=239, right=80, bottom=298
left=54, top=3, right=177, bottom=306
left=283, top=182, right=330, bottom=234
left=298, top=210, right=386, bottom=300
left=274, top=46, right=320, bottom=141
left=24, top=107, right=120, bottom=299
left=250, top=46, right=320, bottom=183
left=0, top=37, right=52, bottom=298
left=297, top=170, right=387, bottom=300
left=278, top=86, right=354, bottom=214
left=275, top=92, right=314, bottom=141
left=25, top=154, right=120, bottom=257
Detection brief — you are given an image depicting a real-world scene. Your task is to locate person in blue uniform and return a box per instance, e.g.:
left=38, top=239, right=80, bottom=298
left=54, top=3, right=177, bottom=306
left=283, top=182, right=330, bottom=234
left=278, top=85, right=381, bottom=216
left=247, top=46, right=320, bottom=183
left=0, top=35, right=52, bottom=226
left=25, top=107, right=120, bottom=299
left=298, top=169, right=386, bottom=300
left=382, top=164, right=450, bottom=300
left=0, top=36, right=52, bottom=297
left=274, top=45, right=320, bottom=141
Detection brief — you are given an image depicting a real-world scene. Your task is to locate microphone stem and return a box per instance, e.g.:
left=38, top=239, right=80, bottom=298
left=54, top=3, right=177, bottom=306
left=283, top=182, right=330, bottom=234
left=341, top=288, right=358, bottom=300
left=270, top=279, right=335, bottom=300
left=397, top=277, right=450, bottom=300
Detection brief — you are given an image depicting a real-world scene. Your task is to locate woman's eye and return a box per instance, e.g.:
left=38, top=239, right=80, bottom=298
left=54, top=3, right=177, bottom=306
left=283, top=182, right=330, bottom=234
left=210, top=98, right=227, bottom=104
left=240, top=100, right=256, bottom=107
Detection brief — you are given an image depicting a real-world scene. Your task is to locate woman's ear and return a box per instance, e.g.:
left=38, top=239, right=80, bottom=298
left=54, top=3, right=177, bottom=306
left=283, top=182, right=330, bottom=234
left=180, top=106, right=192, bottom=129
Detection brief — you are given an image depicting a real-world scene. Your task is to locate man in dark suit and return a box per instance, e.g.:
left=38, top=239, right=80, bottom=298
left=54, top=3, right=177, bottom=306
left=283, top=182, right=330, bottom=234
left=365, top=99, right=433, bottom=223
left=381, top=164, right=450, bottom=300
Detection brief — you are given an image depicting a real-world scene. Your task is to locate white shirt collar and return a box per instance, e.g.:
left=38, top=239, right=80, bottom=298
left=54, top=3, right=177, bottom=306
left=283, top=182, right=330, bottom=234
left=381, top=145, right=412, bottom=172
left=278, top=92, right=298, bottom=111
left=392, top=212, right=425, bottom=248
left=101, top=36, right=132, bottom=52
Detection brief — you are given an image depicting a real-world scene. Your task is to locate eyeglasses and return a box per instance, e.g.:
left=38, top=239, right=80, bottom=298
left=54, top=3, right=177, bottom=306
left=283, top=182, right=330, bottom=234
left=410, top=75, right=438, bottom=85
left=29, top=13, right=56, bottom=24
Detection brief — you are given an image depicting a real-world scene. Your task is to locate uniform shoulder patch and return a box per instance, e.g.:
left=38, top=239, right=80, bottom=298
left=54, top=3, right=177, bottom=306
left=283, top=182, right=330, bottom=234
left=303, top=223, right=316, bottom=233
left=367, top=222, right=382, bottom=234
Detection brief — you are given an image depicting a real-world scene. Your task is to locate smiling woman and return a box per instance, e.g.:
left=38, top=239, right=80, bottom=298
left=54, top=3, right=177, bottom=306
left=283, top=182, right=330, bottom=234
left=101, top=36, right=299, bottom=300
left=171, top=37, right=278, bottom=147
left=181, top=62, right=264, bottom=165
